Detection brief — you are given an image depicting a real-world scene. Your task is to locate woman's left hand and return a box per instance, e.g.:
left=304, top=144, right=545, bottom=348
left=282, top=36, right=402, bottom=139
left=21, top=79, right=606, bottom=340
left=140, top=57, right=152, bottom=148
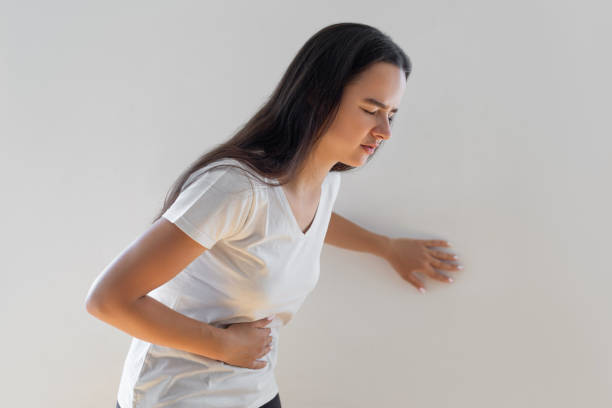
left=383, top=238, right=462, bottom=293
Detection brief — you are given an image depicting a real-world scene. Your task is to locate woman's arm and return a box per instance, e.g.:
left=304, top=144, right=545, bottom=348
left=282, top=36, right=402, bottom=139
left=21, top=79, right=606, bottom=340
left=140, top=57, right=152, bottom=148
left=87, top=292, right=226, bottom=360
left=85, top=218, right=227, bottom=361
left=324, top=212, right=461, bottom=292
left=324, top=211, right=392, bottom=259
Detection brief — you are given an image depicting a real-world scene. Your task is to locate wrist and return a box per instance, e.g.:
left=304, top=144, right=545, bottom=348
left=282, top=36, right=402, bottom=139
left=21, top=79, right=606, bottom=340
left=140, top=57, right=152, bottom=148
left=373, top=234, right=394, bottom=260
left=201, top=323, right=228, bottom=361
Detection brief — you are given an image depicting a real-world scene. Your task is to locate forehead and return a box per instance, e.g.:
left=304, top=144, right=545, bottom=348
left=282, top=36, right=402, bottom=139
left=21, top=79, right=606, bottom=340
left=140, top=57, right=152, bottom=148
left=344, top=62, right=406, bottom=107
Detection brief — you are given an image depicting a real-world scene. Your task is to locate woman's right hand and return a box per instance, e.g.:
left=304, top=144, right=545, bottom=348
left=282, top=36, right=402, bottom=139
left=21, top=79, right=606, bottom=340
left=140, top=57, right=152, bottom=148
left=219, top=316, right=274, bottom=369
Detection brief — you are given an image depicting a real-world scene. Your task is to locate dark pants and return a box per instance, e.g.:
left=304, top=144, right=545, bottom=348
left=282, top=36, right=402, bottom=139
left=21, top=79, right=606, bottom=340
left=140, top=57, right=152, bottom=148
left=116, top=393, right=281, bottom=408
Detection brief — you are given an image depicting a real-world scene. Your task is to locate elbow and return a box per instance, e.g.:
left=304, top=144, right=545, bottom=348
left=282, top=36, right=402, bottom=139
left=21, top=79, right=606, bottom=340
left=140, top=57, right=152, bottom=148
left=84, top=287, right=121, bottom=319
left=85, top=273, right=108, bottom=317
left=85, top=287, right=138, bottom=319
left=85, top=269, right=143, bottom=318
left=84, top=273, right=124, bottom=318
left=85, top=292, right=106, bottom=318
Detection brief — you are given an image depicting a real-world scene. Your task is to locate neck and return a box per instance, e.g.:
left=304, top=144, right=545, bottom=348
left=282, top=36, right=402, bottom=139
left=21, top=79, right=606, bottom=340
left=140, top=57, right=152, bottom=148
left=284, top=152, right=335, bottom=197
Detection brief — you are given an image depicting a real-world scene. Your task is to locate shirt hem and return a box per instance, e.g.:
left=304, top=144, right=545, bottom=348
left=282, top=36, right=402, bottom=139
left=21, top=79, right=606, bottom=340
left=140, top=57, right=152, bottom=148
left=246, top=384, right=280, bottom=408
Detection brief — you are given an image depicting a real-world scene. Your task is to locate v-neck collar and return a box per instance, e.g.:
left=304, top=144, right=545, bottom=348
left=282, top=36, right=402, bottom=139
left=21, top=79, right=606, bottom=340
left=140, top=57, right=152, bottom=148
left=275, top=177, right=325, bottom=238
left=213, top=157, right=327, bottom=239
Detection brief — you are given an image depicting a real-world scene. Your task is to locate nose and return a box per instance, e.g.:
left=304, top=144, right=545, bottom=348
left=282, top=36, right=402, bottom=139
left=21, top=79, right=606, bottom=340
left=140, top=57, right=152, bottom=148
left=372, top=118, right=392, bottom=142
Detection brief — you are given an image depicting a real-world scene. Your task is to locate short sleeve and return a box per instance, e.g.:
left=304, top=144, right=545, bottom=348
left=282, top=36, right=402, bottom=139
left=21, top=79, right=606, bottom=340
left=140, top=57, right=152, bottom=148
left=162, top=165, right=254, bottom=249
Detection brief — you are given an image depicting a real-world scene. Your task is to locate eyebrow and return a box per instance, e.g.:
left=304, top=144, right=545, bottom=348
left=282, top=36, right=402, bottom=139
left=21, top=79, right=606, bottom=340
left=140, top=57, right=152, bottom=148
left=362, top=98, right=398, bottom=113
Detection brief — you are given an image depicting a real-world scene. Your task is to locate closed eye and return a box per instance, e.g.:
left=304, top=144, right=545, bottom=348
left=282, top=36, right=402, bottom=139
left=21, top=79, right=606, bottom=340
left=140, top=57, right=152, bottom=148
left=361, top=108, right=395, bottom=123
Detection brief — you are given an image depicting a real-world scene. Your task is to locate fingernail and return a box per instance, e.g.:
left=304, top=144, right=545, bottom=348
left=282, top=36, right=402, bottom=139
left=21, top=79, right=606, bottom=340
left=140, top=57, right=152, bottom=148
left=448, top=277, right=453, bottom=282
left=268, top=315, right=276, bottom=320
left=419, top=287, right=426, bottom=294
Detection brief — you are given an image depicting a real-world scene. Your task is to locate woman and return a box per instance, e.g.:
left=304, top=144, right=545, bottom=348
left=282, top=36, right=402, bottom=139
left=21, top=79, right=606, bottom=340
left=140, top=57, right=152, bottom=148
left=85, top=22, right=461, bottom=408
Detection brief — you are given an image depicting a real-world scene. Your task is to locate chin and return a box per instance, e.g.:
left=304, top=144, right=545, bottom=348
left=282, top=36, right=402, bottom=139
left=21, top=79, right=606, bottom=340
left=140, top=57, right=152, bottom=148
left=338, top=148, right=373, bottom=167
left=343, top=156, right=368, bottom=167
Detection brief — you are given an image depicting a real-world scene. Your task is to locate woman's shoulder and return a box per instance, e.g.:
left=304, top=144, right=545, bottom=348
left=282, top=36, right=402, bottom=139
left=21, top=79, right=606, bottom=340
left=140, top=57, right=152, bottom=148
left=187, top=158, right=258, bottom=182
left=179, top=158, right=259, bottom=198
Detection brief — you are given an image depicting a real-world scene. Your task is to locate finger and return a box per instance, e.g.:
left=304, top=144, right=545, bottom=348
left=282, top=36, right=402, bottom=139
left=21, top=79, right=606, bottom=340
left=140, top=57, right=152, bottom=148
left=263, top=344, right=272, bottom=355
left=424, top=240, right=452, bottom=248
left=256, top=316, right=275, bottom=326
left=429, top=257, right=462, bottom=272
left=425, top=265, right=453, bottom=283
left=257, top=346, right=271, bottom=359
left=428, top=249, right=459, bottom=261
left=253, top=360, right=267, bottom=369
left=404, top=271, right=426, bottom=293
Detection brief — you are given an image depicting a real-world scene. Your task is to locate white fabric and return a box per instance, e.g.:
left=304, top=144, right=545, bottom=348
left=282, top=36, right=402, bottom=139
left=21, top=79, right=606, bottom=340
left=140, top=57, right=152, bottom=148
left=116, top=158, right=341, bottom=408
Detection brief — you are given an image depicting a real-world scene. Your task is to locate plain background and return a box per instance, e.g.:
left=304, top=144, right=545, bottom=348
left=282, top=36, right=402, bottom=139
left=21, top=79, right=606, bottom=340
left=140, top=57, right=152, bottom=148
left=2, top=1, right=611, bottom=407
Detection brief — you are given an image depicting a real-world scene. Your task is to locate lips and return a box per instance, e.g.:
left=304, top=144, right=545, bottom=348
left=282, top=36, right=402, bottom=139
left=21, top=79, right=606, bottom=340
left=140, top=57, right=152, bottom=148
left=361, top=145, right=375, bottom=154
left=361, top=144, right=376, bottom=148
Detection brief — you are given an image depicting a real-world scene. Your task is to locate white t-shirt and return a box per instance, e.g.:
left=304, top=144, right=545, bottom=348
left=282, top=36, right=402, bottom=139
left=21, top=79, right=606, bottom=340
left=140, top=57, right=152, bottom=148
left=116, top=158, right=342, bottom=408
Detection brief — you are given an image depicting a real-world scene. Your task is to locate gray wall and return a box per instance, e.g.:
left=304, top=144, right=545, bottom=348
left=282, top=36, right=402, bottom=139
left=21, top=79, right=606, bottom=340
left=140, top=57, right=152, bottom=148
left=2, top=1, right=610, bottom=407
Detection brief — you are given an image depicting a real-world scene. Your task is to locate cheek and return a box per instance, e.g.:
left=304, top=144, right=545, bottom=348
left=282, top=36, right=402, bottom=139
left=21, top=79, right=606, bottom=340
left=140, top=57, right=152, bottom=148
left=332, top=113, right=369, bottom=143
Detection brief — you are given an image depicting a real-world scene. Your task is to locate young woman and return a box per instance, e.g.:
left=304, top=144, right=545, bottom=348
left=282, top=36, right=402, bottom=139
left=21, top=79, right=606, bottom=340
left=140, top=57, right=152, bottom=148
left=85, top=22, right=461, bottom=408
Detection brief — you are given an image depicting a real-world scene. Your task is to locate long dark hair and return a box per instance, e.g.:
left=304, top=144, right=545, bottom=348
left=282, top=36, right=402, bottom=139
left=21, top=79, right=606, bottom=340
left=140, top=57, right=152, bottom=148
left=151, top=22, right=411, bottom=223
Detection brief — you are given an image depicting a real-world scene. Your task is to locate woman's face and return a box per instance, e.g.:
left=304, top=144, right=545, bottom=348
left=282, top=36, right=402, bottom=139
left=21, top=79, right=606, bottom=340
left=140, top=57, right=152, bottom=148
left=319, top=61, right=406, bottom=167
